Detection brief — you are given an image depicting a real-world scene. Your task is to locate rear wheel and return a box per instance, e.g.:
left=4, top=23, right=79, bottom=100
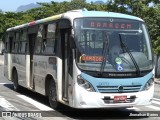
left=48, top=79, right=61, bottom=109
left=12, top=70, right=20, bottom=92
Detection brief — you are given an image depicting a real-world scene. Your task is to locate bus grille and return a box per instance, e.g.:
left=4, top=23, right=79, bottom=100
left=97, top=85, right=141, bottom=93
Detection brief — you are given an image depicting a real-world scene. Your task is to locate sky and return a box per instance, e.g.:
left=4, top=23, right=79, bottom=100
left=0, top=0, right=106, bottom=12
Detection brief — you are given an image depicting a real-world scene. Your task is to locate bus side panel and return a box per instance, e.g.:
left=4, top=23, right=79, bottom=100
left=12, top=54, right=27, bottom=87
left=4, top=53, right=12, bottom=81
left=33, top=55, right=57, bottom=95
left=33, top=55, right=45, bottom=94
left=14, top=54, right=28, bottom=87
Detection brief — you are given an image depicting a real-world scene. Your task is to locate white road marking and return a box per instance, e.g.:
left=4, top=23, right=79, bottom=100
left=0, top=83, right=8, bottom=85
left=17, top=95, right=54, bottom=111
left=153, top=98, right=160, bottom=102
left=152, top=100, right=160, bottom=105
left=0, top=96, right=18, bottom=111
left=145, top=105, right=160, bottom=110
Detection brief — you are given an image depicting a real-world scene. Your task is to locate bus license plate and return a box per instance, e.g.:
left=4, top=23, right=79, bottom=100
left=114, top=96, right=127, bottom=102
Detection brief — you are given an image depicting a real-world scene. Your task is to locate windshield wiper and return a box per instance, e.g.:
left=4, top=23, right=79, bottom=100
left=98, top=32, right=109, bottom=77
left=119, top=33, right=141, bottom=76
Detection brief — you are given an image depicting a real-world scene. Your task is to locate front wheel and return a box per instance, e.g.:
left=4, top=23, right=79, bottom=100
left=48, top=79, right=61, bottom=109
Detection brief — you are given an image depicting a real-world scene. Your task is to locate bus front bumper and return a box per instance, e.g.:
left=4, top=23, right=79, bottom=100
left=73, top=84, right=154, bottom=109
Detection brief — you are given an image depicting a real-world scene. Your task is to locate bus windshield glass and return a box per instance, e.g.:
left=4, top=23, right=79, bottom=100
left=73, top=18, right=153, bottom=73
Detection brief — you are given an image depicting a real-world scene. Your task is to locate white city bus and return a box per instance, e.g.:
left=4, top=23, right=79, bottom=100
left=4, top=9, right=154, bottom=109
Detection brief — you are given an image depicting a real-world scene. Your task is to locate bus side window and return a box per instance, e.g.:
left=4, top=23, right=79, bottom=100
left=45, top=23, right=56, bottom=54
left=4, top=34, right=8, bottom=53
left=13, top=32, right=20, bottom=53
left=15, top=42, right=19, bottom=53
left=41, top=23, right=56, bottom=54
left=6, top=35, right=14, bottom=53
left=19, top=42, right=22, bottom=53
left=20, top=30, right=27, bottom=54
left=12, top=42, right=15, bottom=53
left=42, top=25, right=47, bottom=53
left=35, top=25, right=43, bottom=54
left=42, top=39, right=46, bottom=53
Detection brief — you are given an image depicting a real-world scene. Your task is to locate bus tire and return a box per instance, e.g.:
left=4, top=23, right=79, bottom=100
left=12, top=70, right=20, bottom=92
left=48, top=79, right=61, bottom=109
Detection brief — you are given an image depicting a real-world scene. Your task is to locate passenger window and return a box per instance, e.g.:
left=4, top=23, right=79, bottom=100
left=36, top=23, right=56, bottom=55
left=16, top=32, right=20, bottom=41
left=42, top=23, right=56, bottom=54
left=42, top=25, right=47, bottom=53
left=20, top=30, right=27, bottom=53
left=45, top=23, right=56, bottom=54
left=35, top=25, right=43, bottom=54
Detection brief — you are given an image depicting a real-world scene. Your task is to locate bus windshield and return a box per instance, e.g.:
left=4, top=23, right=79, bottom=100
left=73, top=18, right=153, bottom=73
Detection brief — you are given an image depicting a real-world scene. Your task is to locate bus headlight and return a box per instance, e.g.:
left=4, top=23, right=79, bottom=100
left=77, top=75, right=95, bottom=92
left=143, top=78, right=154, bottom=90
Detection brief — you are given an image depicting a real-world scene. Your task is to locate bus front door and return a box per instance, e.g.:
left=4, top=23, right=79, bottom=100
left=61, top=29, right=70, bottom=101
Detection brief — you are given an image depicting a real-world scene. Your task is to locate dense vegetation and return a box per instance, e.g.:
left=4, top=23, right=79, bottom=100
left=0, top=0, right=160, bottom=54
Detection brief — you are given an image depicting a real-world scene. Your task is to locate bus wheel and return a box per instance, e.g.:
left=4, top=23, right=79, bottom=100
left=12, top=70, right=20, bottom=92
left=48, top=79, right=60, bottom=109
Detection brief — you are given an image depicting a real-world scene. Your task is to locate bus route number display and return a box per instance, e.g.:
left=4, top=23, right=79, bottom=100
left=83, top=19, right=139, bottom=30
left=80, top=55, right=104, bottom=62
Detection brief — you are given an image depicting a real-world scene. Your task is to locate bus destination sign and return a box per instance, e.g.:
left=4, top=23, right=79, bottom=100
left=83, top=20, right=139, bottom=30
